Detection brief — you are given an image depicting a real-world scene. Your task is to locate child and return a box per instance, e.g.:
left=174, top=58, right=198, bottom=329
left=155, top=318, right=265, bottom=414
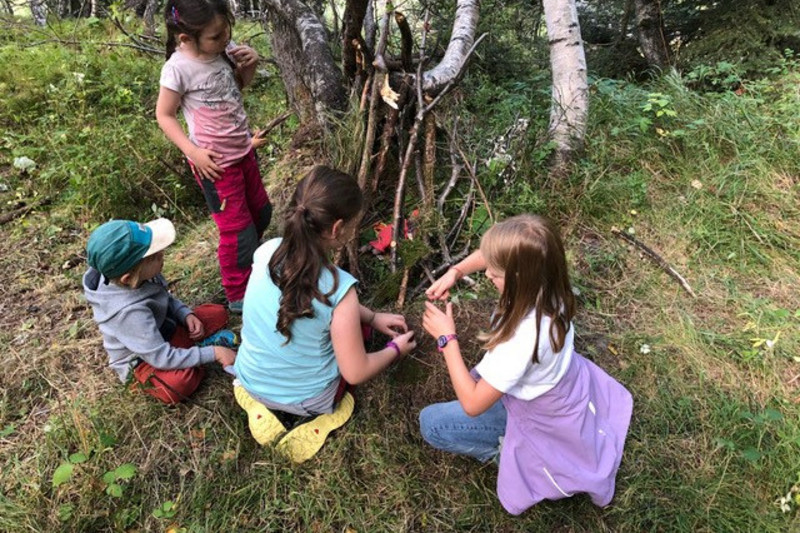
left=233, top=166, right=417, bottom=462
left=155, top=0, right=272, bottom=313
left=83, top=218, right=237, bottom=404
left=421, top=214, right=633, bottom=514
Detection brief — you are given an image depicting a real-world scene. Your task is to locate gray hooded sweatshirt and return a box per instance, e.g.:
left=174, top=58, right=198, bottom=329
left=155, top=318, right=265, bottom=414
left=83, top=267, right=216, bottom=382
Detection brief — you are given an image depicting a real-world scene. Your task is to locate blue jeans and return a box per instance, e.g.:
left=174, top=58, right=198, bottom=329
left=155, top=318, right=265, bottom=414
left=419, top=399, right=507, bottom=463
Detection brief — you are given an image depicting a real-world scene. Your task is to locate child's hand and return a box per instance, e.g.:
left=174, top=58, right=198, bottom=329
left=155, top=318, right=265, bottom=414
left=422, top=301, right=457, bottom=340
left=228, top=45, right=259, bottom=68
left=189, top=146, right=223, bottom=181
left=214, top=346, right=236, bottom=367
left=372, top=312, right=408, bottom=337
left=186, top=313, right=205, bottom=340
left=251, top=129, right=268, bottom=149
left=426, top=268, right=461, bottom=301
left=391, top=330, right=417, bottom=357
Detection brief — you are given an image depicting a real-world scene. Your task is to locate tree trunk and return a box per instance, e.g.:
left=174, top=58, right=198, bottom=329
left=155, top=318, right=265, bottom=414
left=143, top=0, right=159, bottom=36
left=420, top=0, right=479, bottom=94
left=30, top=0, right=47, bottom=25
left=543, top=0, right=588, bottom=168
left=342, top=0, right=368, bottom=81
left=263, top=0, right=348, bottom=125
left=633, top=0, right=670, bottom=69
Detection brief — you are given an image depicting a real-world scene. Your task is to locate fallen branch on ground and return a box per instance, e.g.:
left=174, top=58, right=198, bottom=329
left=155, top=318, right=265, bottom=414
left=611, top=228, right=696, bottom=298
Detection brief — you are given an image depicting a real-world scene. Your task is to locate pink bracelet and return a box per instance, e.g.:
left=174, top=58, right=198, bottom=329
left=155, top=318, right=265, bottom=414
left=386, top=340, right=401, bottom=357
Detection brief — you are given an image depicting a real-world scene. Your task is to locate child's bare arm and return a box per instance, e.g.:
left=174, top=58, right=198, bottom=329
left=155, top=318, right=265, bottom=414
left=155, top=86, right=223, bottom=180
left=332, top=289, right=415, bottom=384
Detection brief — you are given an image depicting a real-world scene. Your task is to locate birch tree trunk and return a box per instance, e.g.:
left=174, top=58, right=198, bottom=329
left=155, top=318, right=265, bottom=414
left=633, top=0, right=670, bottom=69
left=30, top=0, right=47, bottom=25
left=262, top=0, right=348, bottom=125
left=543, top=0, right=588, bottom=169
left=263, top=0, right=480, bottom=127
left=420, top=0, right=479, bottom=94
left=143, top=0, right=159, bottom=36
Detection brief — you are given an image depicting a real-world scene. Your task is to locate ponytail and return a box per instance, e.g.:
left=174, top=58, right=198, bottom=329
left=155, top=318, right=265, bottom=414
left=269, top=166, right=363, bottom=342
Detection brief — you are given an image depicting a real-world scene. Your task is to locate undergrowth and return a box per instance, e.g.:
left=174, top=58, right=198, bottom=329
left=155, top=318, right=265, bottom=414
left=0, top=13, right=799, bottom=533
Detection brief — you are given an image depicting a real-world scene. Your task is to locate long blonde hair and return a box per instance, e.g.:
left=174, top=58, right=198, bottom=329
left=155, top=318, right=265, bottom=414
left=478, top=215, right=575, bottom=364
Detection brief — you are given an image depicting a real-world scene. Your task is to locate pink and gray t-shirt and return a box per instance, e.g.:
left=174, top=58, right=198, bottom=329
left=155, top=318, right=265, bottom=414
left=160, top=48, right=252, bottom=168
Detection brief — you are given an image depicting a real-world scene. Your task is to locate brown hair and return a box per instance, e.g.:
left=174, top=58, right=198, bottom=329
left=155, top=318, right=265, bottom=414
left=164, top=0, right=235, bottom=66
left=478, top=215, right=575, bottom=364
left=268, top=166, right=363, bottom=342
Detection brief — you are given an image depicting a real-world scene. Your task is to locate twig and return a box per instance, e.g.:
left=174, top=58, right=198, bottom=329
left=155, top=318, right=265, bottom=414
left=611, top=228, right=697, bottom=298
left=255, top=111, right=293, bottom=136
left=457, top=145, right=493, bottom=223
left=0, top=197, right=51, bottom=225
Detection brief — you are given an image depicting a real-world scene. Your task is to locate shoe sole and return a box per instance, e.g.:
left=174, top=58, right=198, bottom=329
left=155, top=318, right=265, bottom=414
left=276, top=392, right=355, bottom=464
left=233, top=386, right=286, bottom=445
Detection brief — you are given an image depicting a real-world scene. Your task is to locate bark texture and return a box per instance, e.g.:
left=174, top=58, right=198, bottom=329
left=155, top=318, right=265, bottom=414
left=543, top=0, right=588, bottom=165
left=341, top=0, right=369, bottom=81
left=263, top=0, right=348, bottom=123
left=633, top=0, right=670, bottom=69
left=421, top=0, right=480, bottom=94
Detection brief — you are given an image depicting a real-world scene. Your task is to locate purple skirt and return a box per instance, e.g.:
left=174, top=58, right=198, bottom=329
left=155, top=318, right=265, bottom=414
left=497, top=352, right=633, bottom=514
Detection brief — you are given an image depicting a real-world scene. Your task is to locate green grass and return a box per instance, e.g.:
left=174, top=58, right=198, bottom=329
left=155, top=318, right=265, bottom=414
left=1, top=15, right=800, bottom=533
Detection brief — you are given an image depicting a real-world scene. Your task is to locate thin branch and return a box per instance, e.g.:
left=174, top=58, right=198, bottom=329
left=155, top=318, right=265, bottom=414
left=612, top=228, right=697, bottom=298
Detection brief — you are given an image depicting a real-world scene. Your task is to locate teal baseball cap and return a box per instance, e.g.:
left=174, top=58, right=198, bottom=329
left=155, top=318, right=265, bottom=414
left=87, top=218, right=175, bottom=279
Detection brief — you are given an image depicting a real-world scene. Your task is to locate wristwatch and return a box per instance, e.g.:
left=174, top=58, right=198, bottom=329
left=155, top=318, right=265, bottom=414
left=437, top=334, right=458, bottom=352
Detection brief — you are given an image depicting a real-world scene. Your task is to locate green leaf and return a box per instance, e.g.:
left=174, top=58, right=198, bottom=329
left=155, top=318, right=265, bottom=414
left=57, top=503, right=75, bottom=522
left=741, top=448, right=762, bottom=462
left=114, top=463, right=137, bottom=480
left=0, top=424, right=15, bottom=438
left=106, top=482, right=123, bottom=498
left=52, top=463, right=74, bottom=487
left=98, top=430, right=117, bottom=449
left=762, top=408, right=783, bottom=421
left=69, top=452, right=88, bottom=464
left=102, top=470, right=117, bottom=484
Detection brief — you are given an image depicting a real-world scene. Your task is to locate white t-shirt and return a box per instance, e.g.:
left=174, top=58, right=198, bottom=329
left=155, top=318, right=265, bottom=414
left=474, top=311, right=574, bottom=400
left=159, top=47, right=251, bottom=168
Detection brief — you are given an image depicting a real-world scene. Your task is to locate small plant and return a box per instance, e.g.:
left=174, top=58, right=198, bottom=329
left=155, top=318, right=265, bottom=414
left=685, top=61, right=743, bottom=92
left=101, top=463, right=137, bottom=498
left=153, top=500, right=179, bottom=519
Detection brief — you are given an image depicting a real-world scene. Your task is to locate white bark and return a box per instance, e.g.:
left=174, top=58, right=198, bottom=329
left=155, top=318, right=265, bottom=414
left=263, top=0, right=347, bottom=120
left=543, top=0, right=588, bottom=159
left=30, top=0, right=47, bottom=25
left=420, top=0, right=479, bottom=94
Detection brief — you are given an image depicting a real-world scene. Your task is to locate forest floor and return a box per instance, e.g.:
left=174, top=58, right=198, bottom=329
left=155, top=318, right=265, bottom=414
left=2, top=19, right=800, bottom=533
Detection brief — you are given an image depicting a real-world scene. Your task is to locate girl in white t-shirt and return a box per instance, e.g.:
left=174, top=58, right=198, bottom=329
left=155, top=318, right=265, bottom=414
left=421, top=214, right=633, bottom=515
left=155, top=0, right=272, bottom=313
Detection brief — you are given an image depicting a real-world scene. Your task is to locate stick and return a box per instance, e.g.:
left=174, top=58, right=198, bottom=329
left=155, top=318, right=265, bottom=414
left=611, top=229, right=697, bottom=298
left=0, top=197, right=51, bottom=225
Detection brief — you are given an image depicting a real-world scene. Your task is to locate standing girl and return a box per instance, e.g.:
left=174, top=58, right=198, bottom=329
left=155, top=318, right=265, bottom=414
left=156, top=0, right=272, bottom=313
left=233, top=166, right=417, bottom=463
left=421, top=214, right=633, bottom=514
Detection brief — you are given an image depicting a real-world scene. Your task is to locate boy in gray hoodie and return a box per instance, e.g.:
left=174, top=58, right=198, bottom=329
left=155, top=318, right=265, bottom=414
left=83, top=218, right=236, bottom=404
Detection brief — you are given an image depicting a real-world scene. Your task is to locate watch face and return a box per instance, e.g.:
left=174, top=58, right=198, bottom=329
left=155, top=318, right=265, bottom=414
left=437, top=335, right=448, bottom=348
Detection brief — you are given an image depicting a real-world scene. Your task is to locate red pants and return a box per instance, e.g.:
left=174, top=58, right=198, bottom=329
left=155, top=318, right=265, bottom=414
left=133, top=304, right=228, bottom=404
left=192, top=150, right=272, bottom=302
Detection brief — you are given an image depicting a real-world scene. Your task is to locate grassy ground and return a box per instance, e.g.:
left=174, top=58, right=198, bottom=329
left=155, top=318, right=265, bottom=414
left=1, top=17, right=799, bottom=533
